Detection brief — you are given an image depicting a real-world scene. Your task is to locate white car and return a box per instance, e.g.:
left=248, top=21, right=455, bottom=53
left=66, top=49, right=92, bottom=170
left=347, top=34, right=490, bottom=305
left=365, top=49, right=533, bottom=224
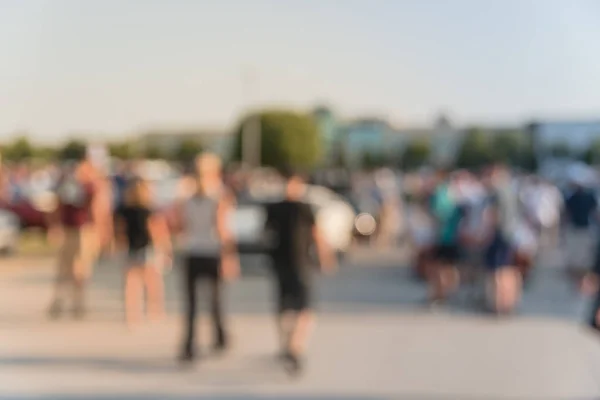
left=231, top=185, right=356, bottom=255
left=0, top=210, right=19, bottom=255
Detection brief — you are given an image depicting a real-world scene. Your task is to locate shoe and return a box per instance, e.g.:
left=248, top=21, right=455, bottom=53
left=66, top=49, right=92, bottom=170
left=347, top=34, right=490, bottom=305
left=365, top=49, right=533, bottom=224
left=282, top=352, right=303, bottom=377
left=178, top=345, right=196, bottom=365
left=212, top=329, right=229, bottom=353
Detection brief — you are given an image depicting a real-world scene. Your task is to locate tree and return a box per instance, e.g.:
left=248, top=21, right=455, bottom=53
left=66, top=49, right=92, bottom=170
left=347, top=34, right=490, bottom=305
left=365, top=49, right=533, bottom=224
left=360, top=151, right=388, bottom=170
left=455, top=127, right=492, bottom=169
left=2, top=137, right=34, bottom=161
left=231, top=110, right=321, bottom=170
left=582, top=137, right=600, bottom=165
left=400, top=139, right=431, bottom=170
left=490, top=132, right=521, bottom=165
left=144, top=144, right=163, bottom=160
left=173, top=139, right=203, bottom=164
left=109, top=141, right=137, bottom=160
left=58, top=140, right=87, bottom=161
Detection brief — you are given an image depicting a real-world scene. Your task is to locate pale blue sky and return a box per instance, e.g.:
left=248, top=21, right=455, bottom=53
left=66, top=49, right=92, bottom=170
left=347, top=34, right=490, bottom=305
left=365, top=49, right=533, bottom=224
left=1, top=0, right=600, bottom=140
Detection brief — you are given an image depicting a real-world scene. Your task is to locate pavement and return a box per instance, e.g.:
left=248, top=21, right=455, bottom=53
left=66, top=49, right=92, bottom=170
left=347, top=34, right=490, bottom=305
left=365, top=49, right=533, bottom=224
left=1, top=246, right=600, bottom=400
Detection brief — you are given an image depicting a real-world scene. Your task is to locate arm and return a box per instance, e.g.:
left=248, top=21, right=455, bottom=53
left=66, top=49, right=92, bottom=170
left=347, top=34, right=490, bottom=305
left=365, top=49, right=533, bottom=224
left=310, top=207, right=337, bottom=274
left=114, top=214, right=128, bottom=253
left=148, top=213, right=172, bottom=258
left=217, top=191, right=239, bottom=280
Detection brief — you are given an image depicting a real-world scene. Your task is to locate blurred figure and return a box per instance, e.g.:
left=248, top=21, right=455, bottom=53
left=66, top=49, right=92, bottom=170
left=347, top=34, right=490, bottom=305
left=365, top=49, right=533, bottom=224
left=47, top=157, right=101, bottom=319
left=427, top=169, right=464, bottom=306
left=114, top=178, right=171, bottom=327
left=265, top=166, right=337, bottom=376
left=481, top=165, right=521, bottom=314
left=563, top=173, right=598, bottom=279
left=175, top=153, right=239, bottom=363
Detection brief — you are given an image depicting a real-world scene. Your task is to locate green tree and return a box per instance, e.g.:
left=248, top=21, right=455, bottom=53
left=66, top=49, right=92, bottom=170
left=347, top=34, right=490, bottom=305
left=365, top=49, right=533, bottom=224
left=231, top=110, right=321, bottom=170
left=401, top=139, right=431, bottom=170
left=59, top=140, right=87, bottom=161
left=455, top=127, right=492, bottom=169
left=34, top=146, right=58, bottom=161
left=490, top=132, right=521, bottom=165
left=582, top=137, right=600, bottom=165
left=360, top=151, right=388, bottom=170
left=109, top=141, right=137, bottom=160
left=144, top=144, right=163, bottom=160
left=173, top=139, right=203, bottom=163
left=2, top=137, right=34, bottom=161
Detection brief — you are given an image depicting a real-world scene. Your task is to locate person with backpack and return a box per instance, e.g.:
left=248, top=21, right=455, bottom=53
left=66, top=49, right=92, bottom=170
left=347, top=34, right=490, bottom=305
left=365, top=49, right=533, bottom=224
left=47, top=158, right=101, bottom=319
left=114, top=178, right=171, bottom=327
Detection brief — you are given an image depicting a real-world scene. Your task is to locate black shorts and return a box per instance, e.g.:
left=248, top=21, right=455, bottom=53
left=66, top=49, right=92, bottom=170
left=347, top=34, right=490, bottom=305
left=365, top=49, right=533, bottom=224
left=185, top=255, right=220, bottom=280
left=272, top=263, right=312, bottom=313
left=433, top=244, right=461, bottom=264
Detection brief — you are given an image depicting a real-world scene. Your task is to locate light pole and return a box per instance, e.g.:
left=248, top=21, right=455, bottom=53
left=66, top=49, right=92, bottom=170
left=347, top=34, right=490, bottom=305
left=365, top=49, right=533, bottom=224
left=242, top=69, right=261, bottom=168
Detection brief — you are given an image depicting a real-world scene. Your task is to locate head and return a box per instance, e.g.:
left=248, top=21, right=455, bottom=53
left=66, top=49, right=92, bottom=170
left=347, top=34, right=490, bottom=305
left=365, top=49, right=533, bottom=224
left=124, top=178, right=152, bottom=208
left=280, top=165, right=307, bottom=200
left=194, top=153, right=222, bottom=193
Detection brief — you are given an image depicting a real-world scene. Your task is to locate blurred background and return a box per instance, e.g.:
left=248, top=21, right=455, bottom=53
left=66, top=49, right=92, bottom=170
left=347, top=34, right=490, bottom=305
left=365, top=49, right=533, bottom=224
left=2, top=1, right=600, bottom=399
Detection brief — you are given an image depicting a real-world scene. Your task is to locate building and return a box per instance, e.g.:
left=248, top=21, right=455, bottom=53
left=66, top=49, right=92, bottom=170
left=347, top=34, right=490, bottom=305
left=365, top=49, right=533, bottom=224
left=529, top=120, right=600, bottom=160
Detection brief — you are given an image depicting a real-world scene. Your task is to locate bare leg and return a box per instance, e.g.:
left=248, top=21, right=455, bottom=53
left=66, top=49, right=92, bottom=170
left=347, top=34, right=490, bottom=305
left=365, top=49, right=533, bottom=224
left=288, top=310, right=315, bottom=356
left=144, top=266, right=165, bottom=321
left=125, top=267, right=143, bottom=327
left=278, top=311, right=296, bottom=353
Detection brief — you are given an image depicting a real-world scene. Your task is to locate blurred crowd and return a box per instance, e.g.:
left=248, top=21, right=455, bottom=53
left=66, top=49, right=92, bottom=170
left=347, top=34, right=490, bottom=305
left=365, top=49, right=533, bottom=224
left=2, top=152, right=600, bottom=374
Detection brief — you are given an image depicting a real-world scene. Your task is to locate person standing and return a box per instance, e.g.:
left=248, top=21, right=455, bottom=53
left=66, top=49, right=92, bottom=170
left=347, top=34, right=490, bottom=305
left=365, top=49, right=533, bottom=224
left=265, top=167, right=337, bottom=376
left=480, top=165, right=522, bottom=314
left=427, top=169, right=465, bottom=306
left=114, top=178, right=171, bottom=327
left=563, top=175, right=598, bottom=279
left=176, top=153, right=239, bottom=363
left=47, top=157, right=102, bottom=319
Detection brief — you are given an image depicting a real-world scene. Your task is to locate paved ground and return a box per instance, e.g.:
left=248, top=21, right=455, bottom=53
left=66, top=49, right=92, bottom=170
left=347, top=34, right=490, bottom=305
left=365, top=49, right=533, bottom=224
left=1, top=247, right=600, bottom=400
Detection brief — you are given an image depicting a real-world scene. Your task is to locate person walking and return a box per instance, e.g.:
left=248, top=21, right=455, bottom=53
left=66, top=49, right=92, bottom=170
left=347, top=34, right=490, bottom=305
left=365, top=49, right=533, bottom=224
left=176, top=153, right=239, bottom=363
left=114, top=178, right=171, bottom=327
left=265, top=167, right=337, bottom=376
left=47, top=156, right=104, bottom=319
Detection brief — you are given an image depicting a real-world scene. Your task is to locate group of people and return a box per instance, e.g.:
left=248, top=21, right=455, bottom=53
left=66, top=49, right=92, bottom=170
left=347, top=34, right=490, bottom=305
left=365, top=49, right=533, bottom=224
left=414, top=163, right=600, bottom=328
left=44, top=152, right=337, bottom=376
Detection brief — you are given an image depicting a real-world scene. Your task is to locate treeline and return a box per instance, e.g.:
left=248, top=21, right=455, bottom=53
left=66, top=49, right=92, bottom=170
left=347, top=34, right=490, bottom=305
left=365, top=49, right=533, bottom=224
left=0, top=137, right=203, bottom=164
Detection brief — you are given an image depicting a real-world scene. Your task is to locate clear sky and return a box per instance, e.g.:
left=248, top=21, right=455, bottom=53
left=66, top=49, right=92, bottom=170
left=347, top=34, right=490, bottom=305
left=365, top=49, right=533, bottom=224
left=1, top=0, right=600, bottom=141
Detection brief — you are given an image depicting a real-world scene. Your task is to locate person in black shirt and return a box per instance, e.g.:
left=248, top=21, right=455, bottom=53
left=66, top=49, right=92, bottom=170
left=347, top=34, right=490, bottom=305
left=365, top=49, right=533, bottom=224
left=265, top=167, right=337, bottom=376
left=115, top=178, right=171, bottom=328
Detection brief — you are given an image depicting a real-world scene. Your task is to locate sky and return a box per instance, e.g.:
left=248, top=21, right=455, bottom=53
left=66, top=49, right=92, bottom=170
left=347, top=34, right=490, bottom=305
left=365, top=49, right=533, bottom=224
left=1, top=0, right=600, bottom=141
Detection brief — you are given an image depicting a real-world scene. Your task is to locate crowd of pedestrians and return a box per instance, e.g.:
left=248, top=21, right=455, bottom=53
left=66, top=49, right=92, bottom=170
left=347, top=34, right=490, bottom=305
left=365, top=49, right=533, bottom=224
left=410, top=163, right=600, bottom=328
left=31, top=151, right=337, bottom=377
left=4, top=151, right=600, bottom=376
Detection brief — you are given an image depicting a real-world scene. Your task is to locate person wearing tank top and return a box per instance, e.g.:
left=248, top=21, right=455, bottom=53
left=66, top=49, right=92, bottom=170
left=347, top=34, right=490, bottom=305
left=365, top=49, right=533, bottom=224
left=115, top=178, right=172, bottom=328
left=175, top=153, right=239, bottom=364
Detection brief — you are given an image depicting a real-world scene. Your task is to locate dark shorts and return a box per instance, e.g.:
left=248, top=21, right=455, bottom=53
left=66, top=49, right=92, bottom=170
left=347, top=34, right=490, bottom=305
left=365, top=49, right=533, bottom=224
left=185, top=255, right=220, bottom=280
left=432, top=244, right=461, bottom=264
left=272, top=263, right=312, bottom=313
left=484, top=234, right=514, bottom=271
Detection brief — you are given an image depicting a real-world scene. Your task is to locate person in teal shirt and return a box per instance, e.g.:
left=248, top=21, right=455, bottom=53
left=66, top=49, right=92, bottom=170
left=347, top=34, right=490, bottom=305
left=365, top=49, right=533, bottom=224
left=428, top=171, right=465, bottom=305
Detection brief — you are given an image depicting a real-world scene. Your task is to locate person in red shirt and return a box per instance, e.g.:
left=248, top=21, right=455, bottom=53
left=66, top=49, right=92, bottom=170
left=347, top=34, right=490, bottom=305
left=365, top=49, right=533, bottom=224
left=47, top=157, right=100, bottom=319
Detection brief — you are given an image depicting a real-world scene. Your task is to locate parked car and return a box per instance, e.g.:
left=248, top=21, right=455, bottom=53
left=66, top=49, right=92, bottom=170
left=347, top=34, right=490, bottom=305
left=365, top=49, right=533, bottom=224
left=0, top=209, right=19, bottom=255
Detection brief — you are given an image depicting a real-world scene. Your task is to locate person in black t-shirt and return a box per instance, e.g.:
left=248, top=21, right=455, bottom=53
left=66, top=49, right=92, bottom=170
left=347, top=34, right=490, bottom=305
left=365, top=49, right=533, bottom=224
left=115, top=178, right=171, bottom=327
left=265, top=167, right=337, bottom=376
